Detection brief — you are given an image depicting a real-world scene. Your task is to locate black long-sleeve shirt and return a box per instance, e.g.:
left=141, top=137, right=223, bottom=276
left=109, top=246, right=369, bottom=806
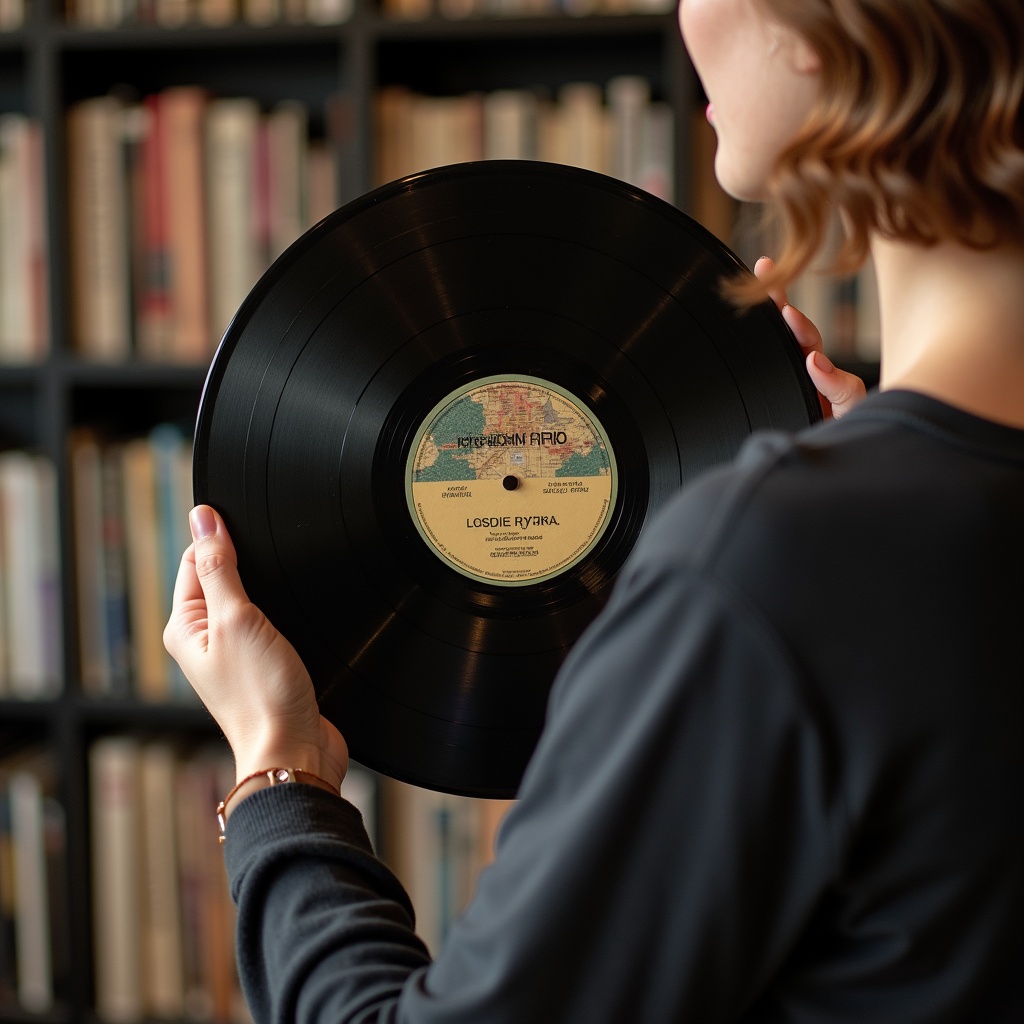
left=225, top=389, right=1024, bottom=1023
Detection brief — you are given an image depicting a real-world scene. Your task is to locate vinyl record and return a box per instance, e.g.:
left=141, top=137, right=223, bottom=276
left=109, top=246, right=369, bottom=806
left=193, top=160, right=821, bottom=798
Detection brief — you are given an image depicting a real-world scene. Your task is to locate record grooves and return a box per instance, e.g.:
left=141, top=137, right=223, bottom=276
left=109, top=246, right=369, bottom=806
left=193, top=160, right=821, bottom=798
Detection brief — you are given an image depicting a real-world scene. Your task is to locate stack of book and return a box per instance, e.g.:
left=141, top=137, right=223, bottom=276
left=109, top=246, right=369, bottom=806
left=89, top=737, right=241, bottom=1023
left=381, top=0, right=674, bottom=20
left=375, top=76, right=674, bottom=204
left=69, top=425, right=193, bottom=702
left=381, top=779, right=513, bottom=955
left=66, top=88, right=345, bottom=364
left=89, top=739, right=379, bottom=1023
left=66, top=0, right=351, bottom=29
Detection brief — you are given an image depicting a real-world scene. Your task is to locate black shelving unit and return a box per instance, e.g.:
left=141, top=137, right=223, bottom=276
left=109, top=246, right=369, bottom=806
left=0, top=4, right=695, bottom=1021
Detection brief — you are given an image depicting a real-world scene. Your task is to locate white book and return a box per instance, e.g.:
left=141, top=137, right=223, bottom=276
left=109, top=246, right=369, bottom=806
left=0, top=452, right=60, bottom=698
left=267, top=103, right=308, bottom=262
left=558, top=82, right=610, bottom=176
left=90, top=737, right=144, bottom=1024
left=141, top=743, right=185, bottom=1018
left=205, top=98, right=261, bottom=344
left=484, top=90, right=538, bottom=161
left=607, top=75, right=650, bottom=190
left=9, top=765, right=52, bottom=1012
left=636, top=101, right=675, bottom=204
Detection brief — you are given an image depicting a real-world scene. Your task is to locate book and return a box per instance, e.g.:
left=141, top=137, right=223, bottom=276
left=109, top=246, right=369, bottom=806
left=0, top=749, right=65, bottom=1012
left=5, top=752, right=58, bottom=1013
left=483, top=89, right=539, bottom=161
left=101, top=443, right=133, bottom=693
left=557, top=81, right=609, bottom=175
left=136, top=94, right=174, bottom=360
left=205, top=97, right=261, bottom=344
left=70, top=430, right=112, bottom=694
left=381, top=780, right=511, bottom=955
left=0, top=451, right=61, bottom=698
left=606, top=74, right=648, bottom=190
left=140, top=742, right=185, bottom=1018
left=0, top=115, right=49, bottom=363
left=67, top=97, right=132, bottom=361
left=150, top=424, right=194, bottom=700
left=266, top=102, right=308, bottom=263
left=121, top=438, right=168, bottom=700
left=162, top=87, right=212, bottom=364
left=90, top=736, right=144, bottom=1023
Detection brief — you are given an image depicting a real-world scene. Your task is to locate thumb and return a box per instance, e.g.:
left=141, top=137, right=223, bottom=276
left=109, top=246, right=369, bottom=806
left=806, top=351, right=867, bottom=419
left=188, top=505, right=249, bottom=615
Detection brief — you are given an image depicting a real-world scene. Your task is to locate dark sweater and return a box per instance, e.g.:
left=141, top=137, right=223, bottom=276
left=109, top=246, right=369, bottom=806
left=225, top=389, right=1024, bottom=1023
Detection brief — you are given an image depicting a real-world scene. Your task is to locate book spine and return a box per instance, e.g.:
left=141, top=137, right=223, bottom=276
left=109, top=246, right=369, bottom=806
left=66, top=98, right=132, bottom=360
left=8, top=768, right=52, bottom=1012
left=90, top=737, right=144, bottom=1023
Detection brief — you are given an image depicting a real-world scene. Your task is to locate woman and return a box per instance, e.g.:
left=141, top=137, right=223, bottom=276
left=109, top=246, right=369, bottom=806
left=164, top=0, right=1023, bottom=1020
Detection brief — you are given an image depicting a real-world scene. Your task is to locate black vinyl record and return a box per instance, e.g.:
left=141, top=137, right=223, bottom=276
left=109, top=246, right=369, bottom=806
left=193, top=160, right=821, bottom=799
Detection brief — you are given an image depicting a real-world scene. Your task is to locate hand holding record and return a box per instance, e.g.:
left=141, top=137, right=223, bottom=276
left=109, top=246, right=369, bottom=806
left=164, top=505, right=349, bottom=799
left=189, top=161, right=824, bottom=798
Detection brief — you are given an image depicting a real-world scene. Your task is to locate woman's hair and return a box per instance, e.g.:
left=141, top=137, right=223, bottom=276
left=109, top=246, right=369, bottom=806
left=742, top=0, right=1024, bottom=300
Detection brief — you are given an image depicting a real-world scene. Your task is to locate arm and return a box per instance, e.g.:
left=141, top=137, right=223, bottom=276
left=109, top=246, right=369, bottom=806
left=165, top=503, right=841, bottom=1024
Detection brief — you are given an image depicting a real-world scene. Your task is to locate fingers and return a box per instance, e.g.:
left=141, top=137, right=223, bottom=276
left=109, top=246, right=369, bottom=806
left=780, top=301, right=825, bottom=360
left=753, top=256, right=788, bottom=311
left=758, top=256, right=870, bottom=420
left=187, top=505, right=250, bottom=618
left=805, top=352, right=867, bottom=420
left=170, top=542, right=199, bottom=610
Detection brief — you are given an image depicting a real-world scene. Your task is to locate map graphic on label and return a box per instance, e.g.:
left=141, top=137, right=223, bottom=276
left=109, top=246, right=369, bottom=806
left=406, top=375, right=618, bottom=586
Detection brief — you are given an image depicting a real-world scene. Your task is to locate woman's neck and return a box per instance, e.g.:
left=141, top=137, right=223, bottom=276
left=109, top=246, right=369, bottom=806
left=872, top=236, right=1024, bottom=428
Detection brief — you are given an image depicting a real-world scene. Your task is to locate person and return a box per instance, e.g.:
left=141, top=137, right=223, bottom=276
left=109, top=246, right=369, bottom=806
left=164, top=0, right=1023, bottom=1019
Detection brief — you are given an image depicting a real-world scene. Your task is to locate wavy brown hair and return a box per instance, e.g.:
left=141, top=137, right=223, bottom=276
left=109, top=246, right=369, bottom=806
left=738, top=0, right=1024, bottom=301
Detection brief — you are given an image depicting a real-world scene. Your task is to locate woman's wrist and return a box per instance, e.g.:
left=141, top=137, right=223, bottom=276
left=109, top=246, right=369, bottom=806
left=217, top=766, right=341, bottom=838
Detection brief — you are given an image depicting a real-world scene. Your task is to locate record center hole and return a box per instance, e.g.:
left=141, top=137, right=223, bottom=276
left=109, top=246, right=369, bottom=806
left=502, top=475, right=520, bottom=491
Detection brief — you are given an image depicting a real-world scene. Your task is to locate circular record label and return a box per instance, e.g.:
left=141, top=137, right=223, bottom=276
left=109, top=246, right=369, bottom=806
left=406, top=375, right=618, bottom=586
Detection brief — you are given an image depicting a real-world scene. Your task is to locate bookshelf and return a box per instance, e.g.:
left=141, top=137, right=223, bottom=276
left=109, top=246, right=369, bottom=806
left=0, top=2, right=879, bottom=1021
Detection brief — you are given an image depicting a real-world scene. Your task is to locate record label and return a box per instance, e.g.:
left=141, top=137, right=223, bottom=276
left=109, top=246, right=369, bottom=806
left=406, top=374, right=617, bottom=586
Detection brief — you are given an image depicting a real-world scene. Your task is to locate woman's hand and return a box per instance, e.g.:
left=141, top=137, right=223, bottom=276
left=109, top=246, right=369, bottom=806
left=754, top=257, right=867, bottom=420
left=163, top=504, right=348, bottom=790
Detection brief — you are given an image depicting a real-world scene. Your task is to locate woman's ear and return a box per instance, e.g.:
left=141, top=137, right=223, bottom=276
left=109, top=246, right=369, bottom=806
left=788, top=32, right=822, bottom=74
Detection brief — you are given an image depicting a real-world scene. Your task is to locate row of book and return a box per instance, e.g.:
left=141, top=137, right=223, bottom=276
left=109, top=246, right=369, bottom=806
left=66, top=0, right=670, bottom=26
left=375, top=76, right=675, bottom=204
left=380, top=778, right=512, bottom=954
left=70, top=425, right=195, bottom=702
left=68, top=88, right=345, bottom=364
left=0, top=451, right=62, bottom=699
left=89, top=737, right=242, bottom=1023
left=89, top=736, right=379, bottom=1023
left=0, top=115, right=50, bottom=365
left=68, top=0, right=350, bottom=28
left=382, top=0, right=673, bottom=20
left=0, top=747, right=66, bottom=1016
left=0, top=738, right=506, bottom=1022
